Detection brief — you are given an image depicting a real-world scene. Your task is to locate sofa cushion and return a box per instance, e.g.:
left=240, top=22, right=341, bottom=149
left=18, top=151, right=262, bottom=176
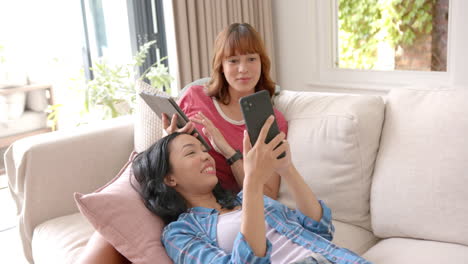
left=0, top=111, right=47, bottom=137
left=371, top=86, right=468, bottom=246
left=274, top=91, right=385, bottom=230
left=0, top=91, right=26, bottom=121
left=332, top=220, right=379, bottom=255
left=363, top=238, right=468, bottom=264
left=32, top=213, right=94, bottom=264
left=75, top=152, right=172, bottom=264
left=134, top=80, right=168, bottom=153
left=26, top=89, right=48, bottom=112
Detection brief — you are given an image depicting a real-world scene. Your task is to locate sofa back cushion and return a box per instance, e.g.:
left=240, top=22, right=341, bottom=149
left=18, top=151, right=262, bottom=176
left=371, top=86, right=468, bottom=246
left=134, top=80, right=167, bottom=153
left=274, top=91, right=385, bottom=230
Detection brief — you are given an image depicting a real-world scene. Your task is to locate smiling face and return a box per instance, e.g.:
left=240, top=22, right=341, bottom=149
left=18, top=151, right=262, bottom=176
left=222, top=52, right=261, bottom=97
left=207, top=23, right=275, bottom=104
left=164, top=134, right=218, bottom=196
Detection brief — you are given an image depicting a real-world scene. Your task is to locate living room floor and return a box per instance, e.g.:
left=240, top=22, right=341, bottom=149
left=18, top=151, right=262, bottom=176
left=1, top=151, right=28, bottom=263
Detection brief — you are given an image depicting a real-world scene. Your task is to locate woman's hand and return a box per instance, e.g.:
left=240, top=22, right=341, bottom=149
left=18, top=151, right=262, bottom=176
left=273, top=139, right=293, bottom=177
left=162, top=113, right=197, bottom=136
left=242, top=116, right=288, bottom=187
left=191, top=112, right=235, bottom=157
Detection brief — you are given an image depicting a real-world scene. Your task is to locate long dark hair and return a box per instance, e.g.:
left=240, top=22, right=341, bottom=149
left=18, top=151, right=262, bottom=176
left=131, top=132, right=238, bottom=225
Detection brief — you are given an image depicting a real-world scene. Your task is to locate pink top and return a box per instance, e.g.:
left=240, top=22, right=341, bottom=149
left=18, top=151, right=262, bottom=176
left=217, top=209, right=315, bottom=263
left=178, top=85, right=288, bottom=193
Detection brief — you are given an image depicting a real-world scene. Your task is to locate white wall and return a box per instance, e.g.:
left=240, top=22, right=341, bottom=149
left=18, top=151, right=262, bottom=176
left=449, top=0, right=468, bottom=86
left=272, top=0, right=468, bottom=93
left=272, top=0, right=317, bottom=92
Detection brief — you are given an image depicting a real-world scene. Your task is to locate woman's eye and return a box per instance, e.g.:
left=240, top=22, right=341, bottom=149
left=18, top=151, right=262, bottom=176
left=185, top=151, right=195, bottom=156
left=228, top=59, right=238, bottom=63
left=248, top=57, right=257, bottom=61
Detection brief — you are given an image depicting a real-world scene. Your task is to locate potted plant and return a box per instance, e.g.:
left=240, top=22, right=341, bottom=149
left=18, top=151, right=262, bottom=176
left=48, top=41, right=173, bottom=128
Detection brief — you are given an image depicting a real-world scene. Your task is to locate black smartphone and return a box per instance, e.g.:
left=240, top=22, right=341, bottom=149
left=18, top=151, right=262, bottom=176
left=240, top=90, right=286, bottom=159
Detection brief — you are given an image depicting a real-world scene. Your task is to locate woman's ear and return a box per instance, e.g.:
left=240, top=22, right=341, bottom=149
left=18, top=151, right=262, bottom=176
left=163, top=175, right=177, bottom=187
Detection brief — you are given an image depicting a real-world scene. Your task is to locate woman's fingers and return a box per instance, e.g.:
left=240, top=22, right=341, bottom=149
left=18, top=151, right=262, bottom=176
left=202, top=127, right=210, bottom=138
left=256, top=115, right=275, bottom=147
left=170, top=114, right=178, bottom=131
left=272, top=140, right=288, bottom=158
left=191, top=113, right=209, bottom=128
left=180, top=122, right=195, bottom=134
left=268, top=132, right=286, bottom=150
left=191, top=112, right=231, bottom=155
left=193, top=112, right=221, bottom=138
left=162, top=113, right=170, bottom=129
left=190, top=116, right=202, bottom=124
left=195, top=112, right=215, bottom=128
left=243, top=130, right=252, bottom=156
left=162, top=113, right=178, bottom=134
left=163, top=114, right=196, bottom=135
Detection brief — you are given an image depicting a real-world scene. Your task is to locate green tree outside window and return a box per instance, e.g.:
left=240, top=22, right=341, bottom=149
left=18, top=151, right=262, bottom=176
left=338, top=0, right=436, bottom=69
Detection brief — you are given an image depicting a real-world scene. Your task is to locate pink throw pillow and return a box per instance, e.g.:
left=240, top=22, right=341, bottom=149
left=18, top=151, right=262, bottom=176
left=74, top=152, right=172, bottom=264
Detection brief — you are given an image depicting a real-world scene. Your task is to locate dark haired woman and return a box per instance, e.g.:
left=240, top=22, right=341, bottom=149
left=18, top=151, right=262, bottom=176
left=134, top=117, right=372, bottom=264
left=163, top=22, right=288, bottom=199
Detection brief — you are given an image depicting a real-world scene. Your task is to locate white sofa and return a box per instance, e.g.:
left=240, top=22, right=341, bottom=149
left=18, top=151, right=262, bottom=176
left=4, top=86, right=468, bottom=263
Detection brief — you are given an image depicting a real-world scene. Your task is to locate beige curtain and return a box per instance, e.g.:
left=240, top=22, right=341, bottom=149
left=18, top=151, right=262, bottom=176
left=172, top=0, right=276, bottom=88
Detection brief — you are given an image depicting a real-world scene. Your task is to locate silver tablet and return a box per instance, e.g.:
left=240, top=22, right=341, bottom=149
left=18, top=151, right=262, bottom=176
left=139, top=92, right=211, bottom=151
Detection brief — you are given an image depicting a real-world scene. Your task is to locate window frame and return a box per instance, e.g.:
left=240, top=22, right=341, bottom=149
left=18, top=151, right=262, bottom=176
left=311, top=0, right=455, bottom=92
left=128, top=0, right=168, bottom=76
left=80, top=0, right=168, bottom=81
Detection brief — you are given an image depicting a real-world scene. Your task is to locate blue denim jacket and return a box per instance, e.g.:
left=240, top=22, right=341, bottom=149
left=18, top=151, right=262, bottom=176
left=162, top=192, right=372, bottom=264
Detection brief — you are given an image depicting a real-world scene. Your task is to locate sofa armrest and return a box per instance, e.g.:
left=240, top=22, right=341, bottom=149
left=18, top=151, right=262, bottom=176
left=4, top=115, right=134, bottom=262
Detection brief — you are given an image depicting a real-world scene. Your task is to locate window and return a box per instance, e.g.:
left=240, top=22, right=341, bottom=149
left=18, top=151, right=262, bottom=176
left=128, top=0, right=168, bottom=77
left=80, top=0, right=168, bottom=81
left=308, top=0, right=468, bottom=93
left=336, top=0, right=449, bottom=72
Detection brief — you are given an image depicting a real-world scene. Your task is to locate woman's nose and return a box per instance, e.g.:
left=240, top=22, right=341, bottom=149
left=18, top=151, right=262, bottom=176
left=238, top=62, right=248, bottom=73
left=202, top=151, right=211, bottom=160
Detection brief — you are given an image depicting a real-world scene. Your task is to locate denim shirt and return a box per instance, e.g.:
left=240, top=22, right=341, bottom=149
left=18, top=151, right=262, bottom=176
left=162, top=192, right=372, bottom=264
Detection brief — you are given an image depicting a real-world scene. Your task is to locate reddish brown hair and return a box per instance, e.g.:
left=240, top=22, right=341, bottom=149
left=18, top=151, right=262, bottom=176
left=206, top=23, right=275, bottom=104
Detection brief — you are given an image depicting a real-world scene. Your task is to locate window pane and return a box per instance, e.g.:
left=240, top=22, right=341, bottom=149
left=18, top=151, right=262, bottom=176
left=83, top=0, right=133, bottom=66
left=337, top=0, right=449, bottom=72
